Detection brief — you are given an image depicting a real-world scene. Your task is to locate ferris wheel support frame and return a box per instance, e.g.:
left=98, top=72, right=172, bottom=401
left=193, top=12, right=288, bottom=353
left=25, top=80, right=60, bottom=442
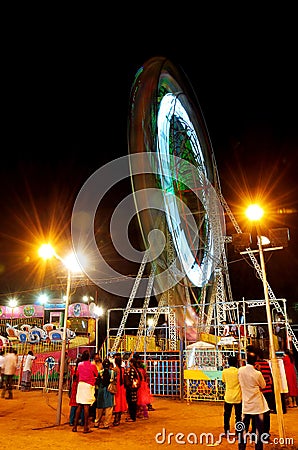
left=218, top=190, right=298, bottom=352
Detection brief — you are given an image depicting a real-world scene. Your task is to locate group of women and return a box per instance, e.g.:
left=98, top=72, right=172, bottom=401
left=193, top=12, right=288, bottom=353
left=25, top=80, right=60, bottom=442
left=69, top=350, right=152, bottom=433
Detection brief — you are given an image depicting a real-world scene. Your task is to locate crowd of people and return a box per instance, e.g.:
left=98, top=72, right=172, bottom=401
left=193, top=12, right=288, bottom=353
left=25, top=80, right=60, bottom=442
left=221, top=345, right=298, bottom=450
left=220, top=319, right=289, bottom=353
left=0, top=348, right=38, bottom=397
left=68, top=350, right=154, bottom=434
left=0, top=346, right=155, bottom=432
left=0, top=340, right=297, bottom=446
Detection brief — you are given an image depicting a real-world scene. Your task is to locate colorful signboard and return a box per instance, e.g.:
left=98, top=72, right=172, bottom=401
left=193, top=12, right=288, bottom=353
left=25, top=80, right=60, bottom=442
left=0, top=304, right=44, bottom=319
left=68, top=302, right=90, bottom=317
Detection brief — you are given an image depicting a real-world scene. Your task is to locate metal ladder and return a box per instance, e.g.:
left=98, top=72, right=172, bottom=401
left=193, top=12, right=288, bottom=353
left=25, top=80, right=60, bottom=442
left=110, top=250, right=150, bottom=353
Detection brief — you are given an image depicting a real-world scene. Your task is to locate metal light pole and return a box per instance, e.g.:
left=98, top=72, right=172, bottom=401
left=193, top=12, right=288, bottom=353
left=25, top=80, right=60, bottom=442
left=93, top=305, right=104, bottom=354
left=257, top=230, right=286, bottom=441
left=96, top=316, right=99, bottom=353
left=38, top=244, right=81, bottom=427
left=55, top=267, right=71, bottom=426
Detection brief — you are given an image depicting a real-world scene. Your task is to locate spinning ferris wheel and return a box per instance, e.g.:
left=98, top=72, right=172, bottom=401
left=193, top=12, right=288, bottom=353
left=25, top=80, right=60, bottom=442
left=120, top=56, right=235, bottom=345
left=71, top=56, right=296, bottom=352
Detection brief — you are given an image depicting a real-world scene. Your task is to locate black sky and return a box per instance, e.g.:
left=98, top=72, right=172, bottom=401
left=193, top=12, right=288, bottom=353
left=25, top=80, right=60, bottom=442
left=1, top=18, right=297, bottom=320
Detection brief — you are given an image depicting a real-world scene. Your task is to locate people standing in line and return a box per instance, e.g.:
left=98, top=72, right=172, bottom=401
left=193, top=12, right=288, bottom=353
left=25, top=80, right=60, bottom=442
left=112, top=353, right=127, bottom=426
left=68, top=355, right=84, bottom=426
left=238, top=350, right=270, bottom=450
left=1, top=348, right=17, bottom=399
left=136, top=359, right=151, bottom=419
left=282, top=349, right=298, bottom=408
left=95, top=358, right=115, bottom=429
left=124, top=357, right=140, bottom=422
left=72, top=350, right=98, bottom=434
left=275, top=356, right=288, bottom=414
left=0, top=350, right=5, bottom=388
left=253, top=349, right=274, bottom=438
left=20, top=350, right=36, bottom=391
left=134, top=352, right=155, bottom=412
left=89, top=353, right=103, bottom=423
left=221, top=355, right=242, bottom=436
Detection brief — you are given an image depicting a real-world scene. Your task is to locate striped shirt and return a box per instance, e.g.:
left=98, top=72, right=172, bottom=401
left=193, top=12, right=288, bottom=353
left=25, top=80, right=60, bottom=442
left=254, top=359, right=273, bottom=394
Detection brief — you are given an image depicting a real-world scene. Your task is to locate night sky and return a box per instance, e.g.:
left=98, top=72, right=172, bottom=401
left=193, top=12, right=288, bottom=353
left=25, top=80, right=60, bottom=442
left=1, top=20, right=297, bottom=323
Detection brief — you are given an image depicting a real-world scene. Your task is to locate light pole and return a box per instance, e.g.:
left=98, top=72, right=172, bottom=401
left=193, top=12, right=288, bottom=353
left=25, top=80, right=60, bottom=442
left=245, top=205, right=286, bottom=441
left=38, top=244, right=83, bottom=426
left=93, top=305, right=104, bottom=353
left=55, top=266, right=71, bottom=425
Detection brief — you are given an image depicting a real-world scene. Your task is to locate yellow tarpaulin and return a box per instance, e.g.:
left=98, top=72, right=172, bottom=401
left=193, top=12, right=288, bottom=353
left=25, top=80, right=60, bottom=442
left=184, top=369, right=210, bottom=380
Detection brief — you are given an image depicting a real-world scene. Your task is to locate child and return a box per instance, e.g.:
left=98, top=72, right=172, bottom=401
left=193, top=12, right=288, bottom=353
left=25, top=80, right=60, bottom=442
left=68, top=356, right=84, bottom=426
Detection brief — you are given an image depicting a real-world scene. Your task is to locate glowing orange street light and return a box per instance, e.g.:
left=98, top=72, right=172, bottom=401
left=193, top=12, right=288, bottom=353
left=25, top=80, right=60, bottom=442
left=245, top=203, right=264, bottom=221
left=38, top=243, right=56, bottom=260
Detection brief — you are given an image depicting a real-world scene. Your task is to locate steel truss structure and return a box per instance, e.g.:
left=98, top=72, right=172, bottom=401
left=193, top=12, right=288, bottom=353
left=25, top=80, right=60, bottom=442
left=111, top=55, right=296, bottom=354
left=109, top=189, right=297, bottom=354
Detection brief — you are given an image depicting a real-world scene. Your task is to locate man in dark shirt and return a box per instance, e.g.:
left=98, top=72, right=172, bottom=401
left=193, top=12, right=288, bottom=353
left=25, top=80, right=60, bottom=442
left=254, top=349, right=274, bottom=437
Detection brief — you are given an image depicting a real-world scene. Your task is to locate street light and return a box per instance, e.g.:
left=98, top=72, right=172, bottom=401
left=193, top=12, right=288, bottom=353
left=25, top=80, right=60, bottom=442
left=38, top=243, right=83, bottom=426
left=8, top=298, right=18, bottom=325
left=245, top=205, right=286, bottom=441
left=37, top=293, right=49, bottom=305
left=82, top=295, right=94, bottom=304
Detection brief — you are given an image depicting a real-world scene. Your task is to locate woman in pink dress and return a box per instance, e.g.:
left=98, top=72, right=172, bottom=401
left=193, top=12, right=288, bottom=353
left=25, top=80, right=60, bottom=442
left=112, top=354, right=127, bottom=426
left=72, top=350, right=98, bottom=433
left=283, top=349, right=298, bottom=408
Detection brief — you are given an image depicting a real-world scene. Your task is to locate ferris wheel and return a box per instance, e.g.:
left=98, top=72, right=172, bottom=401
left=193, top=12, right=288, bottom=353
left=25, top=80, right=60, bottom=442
left=126, top=57, right=233, bottom=342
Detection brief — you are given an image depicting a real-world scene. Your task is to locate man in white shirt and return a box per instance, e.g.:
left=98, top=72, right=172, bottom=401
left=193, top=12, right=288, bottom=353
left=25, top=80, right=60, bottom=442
left=1, top=348, right=17, bottom=399
left=21, top=350, right=36, bottom=391
left=238, top=350, right=270, bottom=450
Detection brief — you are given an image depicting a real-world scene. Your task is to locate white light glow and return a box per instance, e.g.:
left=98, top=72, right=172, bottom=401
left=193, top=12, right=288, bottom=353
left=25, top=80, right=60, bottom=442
left=64, top=253, right=83, bottom=273
left=94, top=306, right=104, bottom=317
left=8, top=298, right=18, bottom=308
left=37, top=294, right=49, bottom=305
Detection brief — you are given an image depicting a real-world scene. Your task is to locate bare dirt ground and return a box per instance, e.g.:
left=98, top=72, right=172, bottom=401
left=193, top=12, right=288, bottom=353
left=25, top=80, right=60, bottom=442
left=1, top=389, right=297, bottom=450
